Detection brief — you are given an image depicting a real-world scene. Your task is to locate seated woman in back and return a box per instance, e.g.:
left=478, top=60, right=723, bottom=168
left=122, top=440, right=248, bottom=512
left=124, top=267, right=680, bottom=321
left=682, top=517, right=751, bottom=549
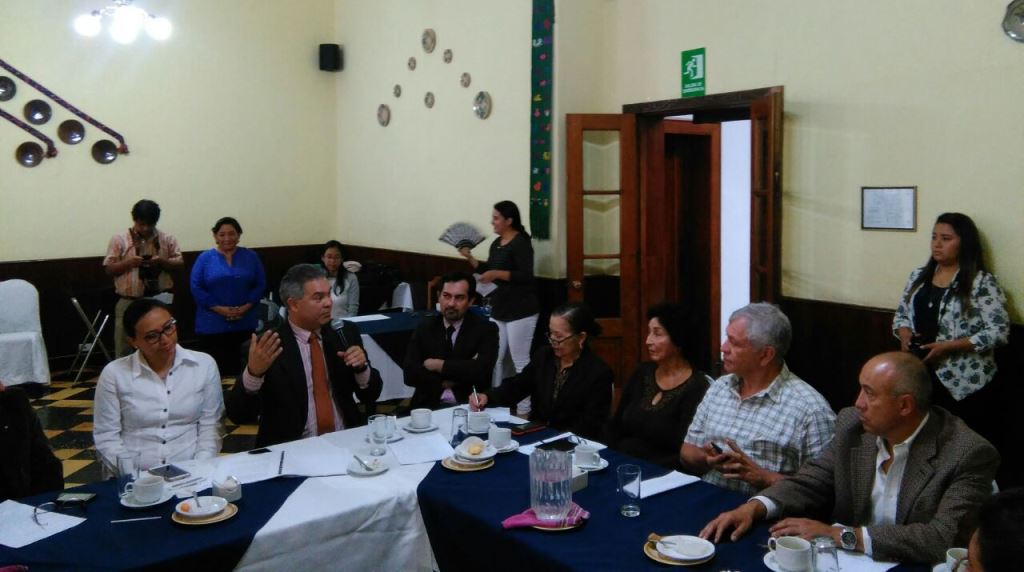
left=94, top=299, right=223, bottom=472
left=321, top=240, right=360, bottom=318
left=605, top=303, right=711, bottom=469
left=470, top=302, right=612, bottom=439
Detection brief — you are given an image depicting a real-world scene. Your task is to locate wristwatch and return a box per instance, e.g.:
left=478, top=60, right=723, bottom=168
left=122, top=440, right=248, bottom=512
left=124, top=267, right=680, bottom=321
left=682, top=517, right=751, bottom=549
left=839, top=526, right=857, bottom=550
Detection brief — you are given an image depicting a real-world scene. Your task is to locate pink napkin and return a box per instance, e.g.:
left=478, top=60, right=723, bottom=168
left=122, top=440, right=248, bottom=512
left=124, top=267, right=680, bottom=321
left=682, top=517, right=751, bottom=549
left=502, top=502, right=590, bottom=529
left=440, top=389, right=456, bottom=404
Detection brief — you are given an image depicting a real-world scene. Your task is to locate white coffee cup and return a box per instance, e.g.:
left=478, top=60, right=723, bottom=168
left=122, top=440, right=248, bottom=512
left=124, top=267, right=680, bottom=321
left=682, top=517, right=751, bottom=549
left=468, top=411, right=490, bottom=433
left=768, top=536, right=812, bottom=572
left=946, top=547, right=968, bottom=572
left=489, top=426, right=512, bottom=449
left=124, top=474, right=164, bottom=503
left=574, top=444, right=600, bottom=468
left=410, top=408, right=432, bottom=429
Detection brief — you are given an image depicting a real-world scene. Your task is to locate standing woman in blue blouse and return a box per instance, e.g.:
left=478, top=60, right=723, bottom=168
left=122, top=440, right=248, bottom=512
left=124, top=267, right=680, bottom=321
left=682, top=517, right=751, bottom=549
left=190, top=217, right=266, bottom=376
left=893, top=212, right=1009, bottom=439
left=459, top=201, right=540, bottom=412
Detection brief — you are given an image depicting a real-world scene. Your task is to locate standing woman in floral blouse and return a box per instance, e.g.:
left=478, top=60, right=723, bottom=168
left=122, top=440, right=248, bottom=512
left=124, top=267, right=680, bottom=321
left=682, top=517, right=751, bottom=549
left=893, top=212, right=1009, bottom=437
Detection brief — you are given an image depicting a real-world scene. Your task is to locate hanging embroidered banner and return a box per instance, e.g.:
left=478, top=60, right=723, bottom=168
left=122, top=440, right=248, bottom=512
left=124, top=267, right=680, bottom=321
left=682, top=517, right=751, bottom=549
left=529, top=0, right=554, bottom=239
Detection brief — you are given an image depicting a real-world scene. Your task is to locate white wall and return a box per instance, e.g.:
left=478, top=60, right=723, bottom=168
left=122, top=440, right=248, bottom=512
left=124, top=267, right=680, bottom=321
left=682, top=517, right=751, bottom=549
left=0, top=1, right=339, bottom=261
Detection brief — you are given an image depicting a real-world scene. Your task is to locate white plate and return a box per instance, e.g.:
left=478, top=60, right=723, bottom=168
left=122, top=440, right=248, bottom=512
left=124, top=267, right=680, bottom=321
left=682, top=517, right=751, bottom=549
left=348, top=456, right=388, bottom=477
left=403, top=423, right=438, bottom=434
left=655, top=535, right=715, bottom=561
left=573, top=457, right=609, bottom=472
left=120, top=488, right=175, bottom=509
left=364, top=433, right=404, bottom=444
left=489, top=439, right=519, bottom=453
left=455, top=443, right=498, bottom=461
left=175, top=496, right=228, bottom=518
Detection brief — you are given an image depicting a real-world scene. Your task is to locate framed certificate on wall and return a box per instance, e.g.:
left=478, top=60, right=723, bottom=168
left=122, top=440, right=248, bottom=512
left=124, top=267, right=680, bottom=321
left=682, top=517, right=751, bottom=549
left=861, top=186, right=917, bottom=231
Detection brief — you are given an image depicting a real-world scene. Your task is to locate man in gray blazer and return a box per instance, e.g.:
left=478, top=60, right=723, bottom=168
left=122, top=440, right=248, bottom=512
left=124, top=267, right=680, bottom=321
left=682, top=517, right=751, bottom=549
left=700, top=351, right=999, bottom=564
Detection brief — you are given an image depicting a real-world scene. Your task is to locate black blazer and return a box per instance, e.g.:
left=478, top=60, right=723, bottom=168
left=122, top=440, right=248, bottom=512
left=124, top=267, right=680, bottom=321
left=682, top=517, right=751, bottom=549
left=226, top=320, right=382, bottom=447
left=403, top=312, right=498, bottom=410
left=0, top=387, right=63, bottom=501
left=488, top=345, right=613, bottom=439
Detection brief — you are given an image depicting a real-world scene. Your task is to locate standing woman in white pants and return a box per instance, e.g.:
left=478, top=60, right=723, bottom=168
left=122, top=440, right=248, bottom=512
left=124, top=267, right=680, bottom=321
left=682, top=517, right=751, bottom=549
left=460, top=201, right=540, bottom=413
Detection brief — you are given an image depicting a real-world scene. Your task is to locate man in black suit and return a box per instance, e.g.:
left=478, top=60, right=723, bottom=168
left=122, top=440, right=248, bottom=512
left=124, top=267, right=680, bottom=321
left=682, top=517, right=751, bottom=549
left=0, top=382, right=63, bottom=500
left=226, top=264, right=382, bottom=447
left=404, top=272, right=498, bottom=410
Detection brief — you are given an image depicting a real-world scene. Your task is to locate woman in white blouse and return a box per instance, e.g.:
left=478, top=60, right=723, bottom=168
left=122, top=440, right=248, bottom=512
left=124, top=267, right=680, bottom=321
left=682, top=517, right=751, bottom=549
left=322, top=240, right=360, bottom=318
left=93, top=299, right=223, bottom=472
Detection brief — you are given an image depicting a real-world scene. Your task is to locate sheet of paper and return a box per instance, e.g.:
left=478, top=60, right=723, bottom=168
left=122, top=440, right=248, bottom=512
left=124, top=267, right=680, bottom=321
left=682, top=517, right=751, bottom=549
left=487, top=407, right=512, bottom=423
left=0, top=500, right=85, bottom=548
left=280, top=437, right=353, bottom=476
left=837, top=550, right=899, bottom=572
left=473, top=274, right=497, bottom=297
left=389, top=433, right=454, bottom=465
left=215, top=451, right=283, bottom=484
left=343, top=314, right=389, bottom=323
left=517, top=433, right=608, bottom=456
left=639, top=471, right=700, bottom=499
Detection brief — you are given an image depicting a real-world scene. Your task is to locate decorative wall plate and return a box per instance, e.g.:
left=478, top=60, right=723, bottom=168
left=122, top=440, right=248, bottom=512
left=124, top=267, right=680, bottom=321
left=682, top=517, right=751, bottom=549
left=460, top=72, right=472, bottom=88
left=473, top=91, right=492, bottom=119
left=1005, top=0, right=1024, bottom=41
left=58, top=119, right=85, bottom=144
left=377, top=104, right=391, bottom=126
left=422, top=29, right=437, bottom=53
left=394, top=84, right=402, bottom=98
left=408, top=57, right=417, bottom=70
left=424, top=92, right=435, bottom=108
left=443, top=49, right=453, bottom=63
left=15, top=141, right=44, bottom=167
left=24, top=99, right=52, bottom=125
left=92, top=139, right=118, bottom=164
left=0, top=76, right=15, bottom=102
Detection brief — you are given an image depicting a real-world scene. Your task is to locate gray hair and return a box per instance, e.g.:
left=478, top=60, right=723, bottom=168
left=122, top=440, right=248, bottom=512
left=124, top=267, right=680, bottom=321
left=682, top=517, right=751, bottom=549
left=279, top=263, right=327, bottom=303
left=729, top=302, right=791, bottom=362
left=886, top=352, right=932, bottom=411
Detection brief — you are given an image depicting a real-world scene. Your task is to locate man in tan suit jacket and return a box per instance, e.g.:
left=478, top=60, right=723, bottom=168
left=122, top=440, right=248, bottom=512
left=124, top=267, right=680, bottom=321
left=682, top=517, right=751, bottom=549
left=700, top=352, right=999, bottom=564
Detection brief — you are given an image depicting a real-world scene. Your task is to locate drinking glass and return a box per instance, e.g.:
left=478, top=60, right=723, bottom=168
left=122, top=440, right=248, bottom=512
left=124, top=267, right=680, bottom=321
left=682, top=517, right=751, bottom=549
left=529, top=449, right=572, bottom=521
left=812, top=536, right=840, bottom=572
left=616, top=464, right=641, bottom=517
left=450, top=408, right=469, bottom=447
left=116, top=451, right=140, bottom=498
left=368, top=414, right=388, bottom=456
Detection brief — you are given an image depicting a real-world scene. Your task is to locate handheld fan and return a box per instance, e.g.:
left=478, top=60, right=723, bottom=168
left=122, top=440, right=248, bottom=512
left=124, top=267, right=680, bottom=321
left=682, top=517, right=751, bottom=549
left=439, top=223, right=486, bottom=250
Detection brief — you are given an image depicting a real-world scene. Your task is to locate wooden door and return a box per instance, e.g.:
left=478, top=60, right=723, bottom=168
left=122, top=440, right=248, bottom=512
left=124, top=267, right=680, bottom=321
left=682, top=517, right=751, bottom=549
left=565, top=114, right=640, bottom=394
left=749, top=91, right=783, bottom=302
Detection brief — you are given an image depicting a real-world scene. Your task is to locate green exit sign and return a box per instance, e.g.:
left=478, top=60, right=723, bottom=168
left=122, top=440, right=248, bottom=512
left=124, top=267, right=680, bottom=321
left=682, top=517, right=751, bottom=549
left=681, top=48, right=706, bottom=98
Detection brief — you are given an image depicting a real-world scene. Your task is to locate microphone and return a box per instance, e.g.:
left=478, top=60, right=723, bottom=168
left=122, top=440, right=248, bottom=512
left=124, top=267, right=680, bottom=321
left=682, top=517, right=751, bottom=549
left=330, top=318, right=367, bottom=373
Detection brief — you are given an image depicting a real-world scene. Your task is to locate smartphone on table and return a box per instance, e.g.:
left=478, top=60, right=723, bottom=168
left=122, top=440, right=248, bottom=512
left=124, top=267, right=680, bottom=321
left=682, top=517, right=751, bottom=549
left=510, top=421, right=547, bottom=436
left=148, top=464, right=191, bottom=481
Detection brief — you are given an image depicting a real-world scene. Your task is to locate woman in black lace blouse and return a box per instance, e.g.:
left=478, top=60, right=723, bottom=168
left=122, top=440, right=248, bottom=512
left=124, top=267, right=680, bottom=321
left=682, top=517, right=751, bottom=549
left=605, top=303, right=711, bottom=469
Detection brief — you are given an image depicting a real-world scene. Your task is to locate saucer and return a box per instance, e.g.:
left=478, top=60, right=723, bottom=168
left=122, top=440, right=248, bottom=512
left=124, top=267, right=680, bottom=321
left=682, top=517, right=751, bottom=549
left=532, top=521, right=583, bottom=532
left=175, top=496, right=228, bottom=519
left=573, top=457, right=609, bottom=472
left=120, top=489, right=174, bottom=509
left=171, top=502, right=238, bottom=526
left=441, top=457, right=494, bottom=472
left=348, top=456, right=388, bottom=477
left=467, top=427, right=491, bottom=435
left=364, top=433, right=404, bottom=444
left=644, top=541, right=713, bottom=566
left=655, top=535, right=715, bottom=561
left=455, top=442, right=498, bottom=461
left=489, top=439, right=519, bottom=453
left=763, top=552, right=786, bottom=572
left=403, top=422, right=438, bottom=434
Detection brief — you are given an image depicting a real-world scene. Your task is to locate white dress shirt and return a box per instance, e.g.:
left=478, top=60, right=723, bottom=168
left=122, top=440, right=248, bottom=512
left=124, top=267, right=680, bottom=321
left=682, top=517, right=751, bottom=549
left=94, top=345, right=224, bottom=471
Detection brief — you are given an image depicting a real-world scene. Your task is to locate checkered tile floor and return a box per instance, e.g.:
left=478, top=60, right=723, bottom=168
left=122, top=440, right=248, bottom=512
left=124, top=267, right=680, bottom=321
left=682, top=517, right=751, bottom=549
left=31, top=377, right=406, bottom=489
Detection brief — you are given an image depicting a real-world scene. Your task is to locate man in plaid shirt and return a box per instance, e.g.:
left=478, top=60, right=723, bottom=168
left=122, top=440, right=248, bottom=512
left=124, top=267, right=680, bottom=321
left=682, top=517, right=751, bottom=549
left=680, top=303, right=835, bottom=495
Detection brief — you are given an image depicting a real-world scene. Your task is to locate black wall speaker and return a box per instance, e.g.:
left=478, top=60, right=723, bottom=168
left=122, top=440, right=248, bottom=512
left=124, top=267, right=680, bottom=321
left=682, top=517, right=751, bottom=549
left=319, top=44, right=342, bottom=72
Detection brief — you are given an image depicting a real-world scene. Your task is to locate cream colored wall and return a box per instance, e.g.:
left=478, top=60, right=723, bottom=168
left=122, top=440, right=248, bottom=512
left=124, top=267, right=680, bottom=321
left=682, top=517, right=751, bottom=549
left=571, top=0, right=1022, bottom=320
left=334, top=0, right=537, bottom=269
left=0, top=1, right=338, bottom=261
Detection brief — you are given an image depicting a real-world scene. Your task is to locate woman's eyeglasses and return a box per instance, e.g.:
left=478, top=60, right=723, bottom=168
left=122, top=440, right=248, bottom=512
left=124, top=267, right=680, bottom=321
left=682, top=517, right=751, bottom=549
left=141, top=319, right=177, bottom=344
left=547, top=333, right=578, bottom=346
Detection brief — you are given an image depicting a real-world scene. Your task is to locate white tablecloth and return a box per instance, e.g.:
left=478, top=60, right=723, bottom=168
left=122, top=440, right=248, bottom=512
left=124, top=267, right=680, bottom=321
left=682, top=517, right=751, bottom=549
left=360, top=335, right=413, bottom=402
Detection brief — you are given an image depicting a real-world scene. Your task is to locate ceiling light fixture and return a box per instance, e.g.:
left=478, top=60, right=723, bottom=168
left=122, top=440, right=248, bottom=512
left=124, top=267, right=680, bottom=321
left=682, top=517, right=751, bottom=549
left=73, top=0, right=172, bottom=44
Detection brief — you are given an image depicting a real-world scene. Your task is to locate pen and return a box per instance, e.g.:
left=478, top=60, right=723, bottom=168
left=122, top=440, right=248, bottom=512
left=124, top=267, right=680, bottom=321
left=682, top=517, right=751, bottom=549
left=278, top=450, right=286, bottom=475
left=111, top=516, right=161, bottom=524
left=471, top=385, right=480, bottom=408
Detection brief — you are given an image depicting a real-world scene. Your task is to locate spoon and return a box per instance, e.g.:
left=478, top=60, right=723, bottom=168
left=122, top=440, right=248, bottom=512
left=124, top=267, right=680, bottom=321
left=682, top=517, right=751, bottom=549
left=192, top=490, right=202, bottom=509
left=352, top=455, right=375, bottom=471
left=647, top=533, right=683, bottom=549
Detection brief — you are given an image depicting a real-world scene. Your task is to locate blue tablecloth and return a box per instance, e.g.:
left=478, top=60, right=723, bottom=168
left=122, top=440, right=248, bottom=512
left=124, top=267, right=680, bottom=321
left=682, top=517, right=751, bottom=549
left=0, top=477, right=304, bottom=571
left=417, top=428, right=772, bottom=571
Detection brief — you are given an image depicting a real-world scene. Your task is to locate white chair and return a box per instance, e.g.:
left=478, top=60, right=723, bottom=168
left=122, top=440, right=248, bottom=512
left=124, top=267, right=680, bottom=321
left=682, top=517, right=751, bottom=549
left=390, top=281, right=413, bottom=311
left=0, top=279, right=51, bottom=386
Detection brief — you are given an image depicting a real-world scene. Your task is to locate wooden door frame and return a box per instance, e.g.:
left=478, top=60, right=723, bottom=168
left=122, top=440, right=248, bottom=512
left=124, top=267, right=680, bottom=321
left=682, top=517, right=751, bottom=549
left=626, top=86, right=784, bottom=372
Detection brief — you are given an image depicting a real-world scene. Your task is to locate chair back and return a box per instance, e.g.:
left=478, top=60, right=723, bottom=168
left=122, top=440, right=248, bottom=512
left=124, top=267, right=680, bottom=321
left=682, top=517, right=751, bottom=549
left=0, top=279, right=42, bottom=334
